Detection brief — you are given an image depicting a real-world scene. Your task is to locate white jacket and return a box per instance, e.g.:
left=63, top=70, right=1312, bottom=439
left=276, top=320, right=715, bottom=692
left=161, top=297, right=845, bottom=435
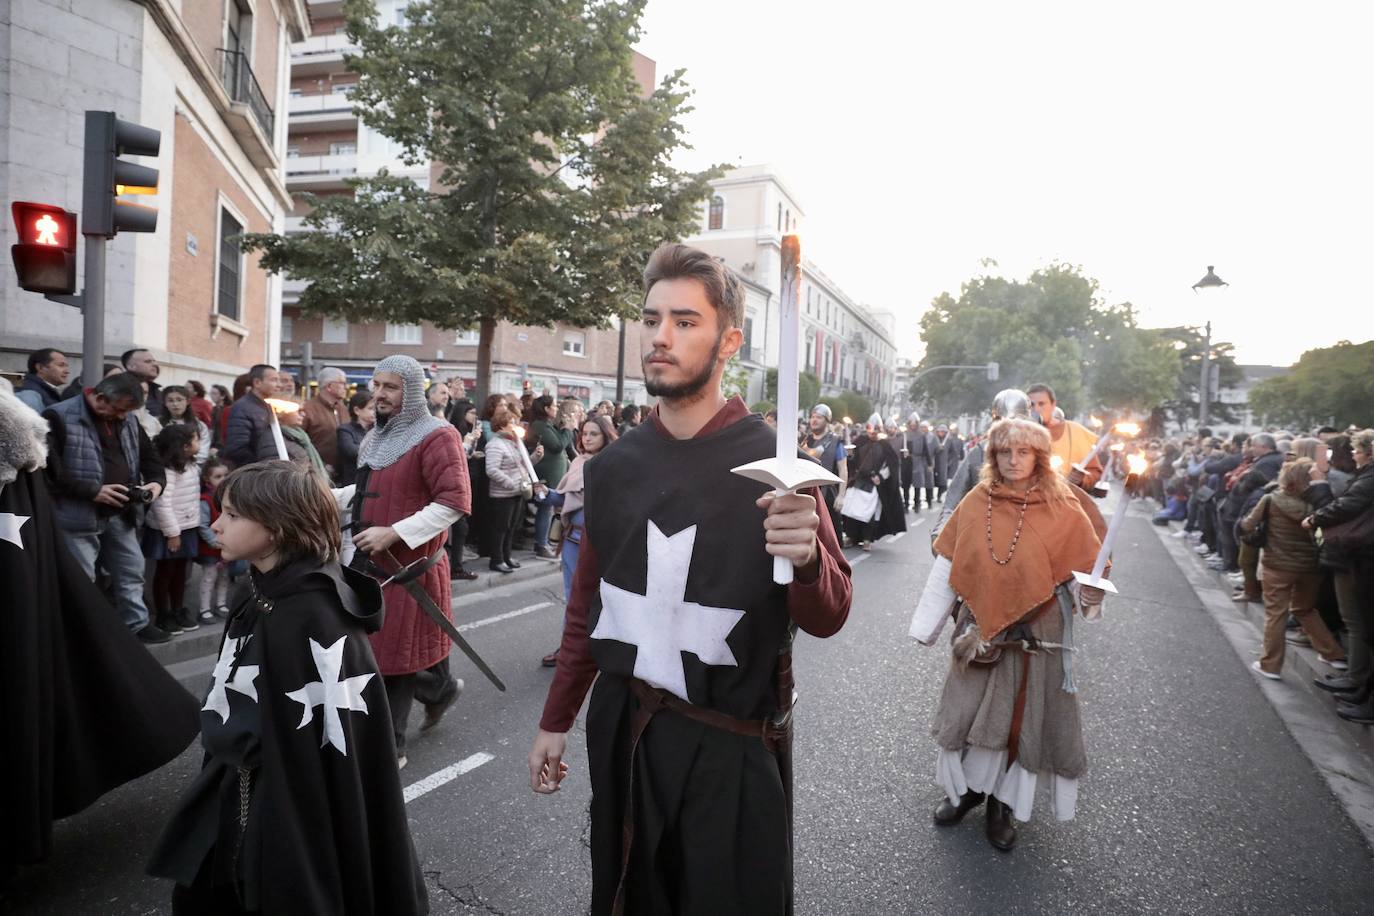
left=151, top=464, right=202, bottom=537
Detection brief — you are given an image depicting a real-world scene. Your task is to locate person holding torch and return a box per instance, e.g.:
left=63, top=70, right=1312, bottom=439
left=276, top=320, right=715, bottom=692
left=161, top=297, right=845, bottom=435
left=909, top=418, right=1105, bottom=853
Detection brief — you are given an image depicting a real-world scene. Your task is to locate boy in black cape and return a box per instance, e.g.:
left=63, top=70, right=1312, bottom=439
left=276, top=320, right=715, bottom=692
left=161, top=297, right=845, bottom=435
left=0, top=383, right=199, bottom=880
left=529, top=244, right=853, bottom=915
left=148, top=461, right=427, bottom=915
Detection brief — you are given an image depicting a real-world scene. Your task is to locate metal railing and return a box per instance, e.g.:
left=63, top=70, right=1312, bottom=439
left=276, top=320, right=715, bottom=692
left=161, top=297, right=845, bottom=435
left=217, top=49, right=275, bottom=139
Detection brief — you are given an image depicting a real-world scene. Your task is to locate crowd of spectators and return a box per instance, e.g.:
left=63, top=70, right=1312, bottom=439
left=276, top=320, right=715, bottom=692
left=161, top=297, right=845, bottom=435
left=1142, top=424, right=1374, bottom=723
left=10, top=346, right=655, bottom=649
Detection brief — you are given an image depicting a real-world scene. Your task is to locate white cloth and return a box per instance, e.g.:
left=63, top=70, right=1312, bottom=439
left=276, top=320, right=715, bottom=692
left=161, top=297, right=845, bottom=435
left=936, top=746, right=1079, bottom=823
left=909, top=555, right=956, bottom=645
left=839, top=486, right=880, bottom=523
left=329, top=484, right=461, bottom=550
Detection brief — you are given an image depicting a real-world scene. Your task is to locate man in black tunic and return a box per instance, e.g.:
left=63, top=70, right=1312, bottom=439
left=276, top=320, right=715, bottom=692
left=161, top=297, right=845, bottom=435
left=528, top=244, right=853, bottom=915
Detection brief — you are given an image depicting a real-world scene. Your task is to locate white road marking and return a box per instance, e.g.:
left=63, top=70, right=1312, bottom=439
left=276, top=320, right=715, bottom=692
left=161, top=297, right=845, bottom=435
left=404, top=752, right=495, bottom=803
left=457, top=601, right=554, bottom=632
left=850, top=553, right=870, bottom=566
left=890, top=530, right=906, bottom=541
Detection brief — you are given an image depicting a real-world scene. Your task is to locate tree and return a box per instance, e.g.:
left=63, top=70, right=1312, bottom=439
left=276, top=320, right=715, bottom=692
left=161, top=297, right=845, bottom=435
left=241, top=0, right=721, bottom=400
left=764, top=369, right=820, bottom=416
left=1155, top=326, right=1244, bottom=428
left=1249, top=340, right=1374, bottom=429
left=914, top=263, right=1204, bottom=423
left=721, top=357, right=751, bottom=401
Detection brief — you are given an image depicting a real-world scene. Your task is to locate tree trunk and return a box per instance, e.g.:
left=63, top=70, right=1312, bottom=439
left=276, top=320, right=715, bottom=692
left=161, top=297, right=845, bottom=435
left=475, top=315, right=496, bottom=406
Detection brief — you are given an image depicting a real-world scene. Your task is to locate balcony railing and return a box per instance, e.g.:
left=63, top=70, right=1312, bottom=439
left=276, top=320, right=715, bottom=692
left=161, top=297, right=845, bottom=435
left=217, top=49, right=274, bottom=139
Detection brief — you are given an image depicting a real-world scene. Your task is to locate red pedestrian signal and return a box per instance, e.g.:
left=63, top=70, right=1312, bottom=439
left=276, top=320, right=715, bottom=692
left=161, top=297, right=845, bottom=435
left=11, top=201, right=77, bottom=294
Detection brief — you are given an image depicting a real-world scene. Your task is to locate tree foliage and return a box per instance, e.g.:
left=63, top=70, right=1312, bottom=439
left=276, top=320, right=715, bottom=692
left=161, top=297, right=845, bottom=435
left=913, top=263, right=1198, bottom=422
left=241, top=0, right=721, bottom=399
left=764, top=369, right=820, bottom=415
left=1154, top=326, right=1244, bottom=428
left=818, top=391, right=874, bottom=424
left=1248, top=340, right=1374, bottom=429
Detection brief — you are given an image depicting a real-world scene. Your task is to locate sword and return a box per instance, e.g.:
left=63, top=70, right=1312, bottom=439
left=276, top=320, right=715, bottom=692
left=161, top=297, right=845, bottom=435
left=364, top=546, right=508, bottom=692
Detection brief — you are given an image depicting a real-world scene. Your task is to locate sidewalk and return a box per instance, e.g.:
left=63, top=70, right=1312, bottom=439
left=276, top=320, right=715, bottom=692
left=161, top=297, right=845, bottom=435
left=1148, top=506, right=1374, bottom=849
left=152, top=552, right=564, bottom=691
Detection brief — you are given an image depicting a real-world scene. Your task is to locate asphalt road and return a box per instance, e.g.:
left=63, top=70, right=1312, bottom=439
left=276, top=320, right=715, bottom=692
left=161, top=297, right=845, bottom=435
left=6, top=507, right=1374, bottom=914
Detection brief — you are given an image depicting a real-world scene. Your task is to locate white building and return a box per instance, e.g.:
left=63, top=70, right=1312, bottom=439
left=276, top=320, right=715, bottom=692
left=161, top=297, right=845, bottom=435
left=687, top=165, right=899, bottom=415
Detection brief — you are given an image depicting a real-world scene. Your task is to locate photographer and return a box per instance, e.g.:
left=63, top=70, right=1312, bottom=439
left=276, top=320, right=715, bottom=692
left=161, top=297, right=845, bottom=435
left=42, top=372, right=170, bottom=643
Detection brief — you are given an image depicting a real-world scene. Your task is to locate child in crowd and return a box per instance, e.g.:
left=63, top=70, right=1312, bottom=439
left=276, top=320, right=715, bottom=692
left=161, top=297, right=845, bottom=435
left=195, top=458, right=236, bottom=624
left=146, top=423, right=204, bottom=635
left=159, top=384, right=211, bottom=467
left=147, top=461, right=427, bottom=914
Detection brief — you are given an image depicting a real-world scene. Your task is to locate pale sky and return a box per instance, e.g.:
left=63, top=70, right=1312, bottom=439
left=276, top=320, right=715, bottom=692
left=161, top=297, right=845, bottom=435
left=636, top=1, right=1374, bottom=367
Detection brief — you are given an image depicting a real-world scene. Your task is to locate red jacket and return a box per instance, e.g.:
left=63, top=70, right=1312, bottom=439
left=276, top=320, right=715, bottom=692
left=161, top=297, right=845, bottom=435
left=357, top=425, right=472, bottom=675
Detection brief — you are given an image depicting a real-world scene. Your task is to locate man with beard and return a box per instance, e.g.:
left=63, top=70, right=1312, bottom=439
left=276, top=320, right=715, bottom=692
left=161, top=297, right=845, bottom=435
left=332, top=356, right=471, bottom=768
left=528, top=243, right=852, bottom=915
left=803, top=403, right=848, bottom=539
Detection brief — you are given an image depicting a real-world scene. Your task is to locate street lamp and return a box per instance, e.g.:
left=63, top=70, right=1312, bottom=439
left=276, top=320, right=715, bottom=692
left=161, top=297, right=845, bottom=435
left=1191, top=266, right=1228, bottom=428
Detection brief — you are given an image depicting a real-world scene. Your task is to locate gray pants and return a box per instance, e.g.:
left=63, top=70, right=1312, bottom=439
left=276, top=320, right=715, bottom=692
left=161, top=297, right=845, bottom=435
left=65, top=513, right=151, bottom=632
left=1335, top=571, right=1369, bottom=686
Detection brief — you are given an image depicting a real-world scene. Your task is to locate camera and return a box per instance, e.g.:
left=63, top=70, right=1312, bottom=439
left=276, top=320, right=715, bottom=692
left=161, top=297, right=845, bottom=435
left=131, top=485, right=155, bottom=505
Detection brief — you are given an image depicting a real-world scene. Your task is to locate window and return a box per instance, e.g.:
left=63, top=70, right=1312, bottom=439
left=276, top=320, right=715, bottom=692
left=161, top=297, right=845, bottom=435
left=289, top=87, right=303, bottom=98
left=329, top=141, right=356, bottom=156
left=216, top=207, right=243, bottom=321
left=384, top=322, right=422, bottom=344
left=708, top=195, right=724, bottom=230
left=280, top=316, right=293, bottom=342
left=286, top=146, right=300, bottom=158
left=454, top=328, right=480, bottom=345
left=563, top=330, right=586, bottom=357
left=777, top=202, right=782, bottom=232
left=226, top=0, right=252, bottom=60
left=322, top=317, right=349, bottom=344
left=742, top=316, right=754, bottom=356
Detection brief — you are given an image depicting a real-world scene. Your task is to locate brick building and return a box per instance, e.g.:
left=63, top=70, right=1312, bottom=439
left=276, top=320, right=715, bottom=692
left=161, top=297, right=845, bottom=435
left=0, top=0, right=305, bottom=388
left=280, top=1, right=652, bottom=402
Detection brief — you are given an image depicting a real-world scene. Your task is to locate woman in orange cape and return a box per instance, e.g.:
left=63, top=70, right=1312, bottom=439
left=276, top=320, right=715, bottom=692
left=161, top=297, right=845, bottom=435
left=923, top=418, right=1105, bottom=852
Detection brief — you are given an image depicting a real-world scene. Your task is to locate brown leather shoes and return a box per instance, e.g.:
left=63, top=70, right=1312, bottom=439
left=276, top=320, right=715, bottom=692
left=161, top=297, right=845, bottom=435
left=933, top=791, right=985, bottom=826
left=985, top=798, right=1017, bottom=851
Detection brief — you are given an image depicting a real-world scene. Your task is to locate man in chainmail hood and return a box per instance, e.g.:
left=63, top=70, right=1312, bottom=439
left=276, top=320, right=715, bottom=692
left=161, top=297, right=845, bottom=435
left=334, top=355, right=472, bottom=767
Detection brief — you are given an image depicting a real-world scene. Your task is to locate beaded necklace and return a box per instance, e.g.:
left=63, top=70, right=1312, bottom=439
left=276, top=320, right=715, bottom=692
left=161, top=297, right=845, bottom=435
left=986, top=481, right=1037, bottom=565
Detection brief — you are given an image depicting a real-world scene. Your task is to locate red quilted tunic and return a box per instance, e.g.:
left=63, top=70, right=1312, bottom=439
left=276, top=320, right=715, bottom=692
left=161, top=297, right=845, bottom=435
left=357, top=425, right=472, bottom=675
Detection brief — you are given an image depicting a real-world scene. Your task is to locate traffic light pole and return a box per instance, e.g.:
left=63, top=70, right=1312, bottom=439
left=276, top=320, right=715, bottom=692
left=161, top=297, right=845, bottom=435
left=81, top=235, right=106, bottom=383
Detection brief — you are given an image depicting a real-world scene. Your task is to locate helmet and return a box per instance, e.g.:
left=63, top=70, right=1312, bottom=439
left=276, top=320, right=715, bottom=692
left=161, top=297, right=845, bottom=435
left=908, top=410, right=921, bottom=424
left=990, top=388, right=1031, bottom=421
left=866, top=412, right=883, bottom=428
left=810, top=403, right=832, bottom=420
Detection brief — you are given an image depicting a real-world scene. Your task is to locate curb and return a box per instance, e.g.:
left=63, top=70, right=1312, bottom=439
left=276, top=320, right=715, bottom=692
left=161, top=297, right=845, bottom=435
left=145, top=555, right=564, bottom=671
left=1149, top=512, right=1374, bottom=850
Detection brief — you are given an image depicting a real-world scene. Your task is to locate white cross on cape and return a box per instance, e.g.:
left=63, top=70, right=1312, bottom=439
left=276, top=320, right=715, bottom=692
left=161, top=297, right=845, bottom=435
left=203, top=634, right=259, bottom=724
left=0, top=513, right=29, bottom=550
left=590, top=521, right=747, bottom=702
left=286, top=635, right=374, bottom=755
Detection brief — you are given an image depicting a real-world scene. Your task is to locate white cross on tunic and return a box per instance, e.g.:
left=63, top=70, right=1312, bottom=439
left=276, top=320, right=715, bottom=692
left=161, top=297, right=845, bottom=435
left=590, top=521, right=747, bottom=702
left=286, top=636, right=374, bottom=755
left=202, top=634, right=259, bottom=724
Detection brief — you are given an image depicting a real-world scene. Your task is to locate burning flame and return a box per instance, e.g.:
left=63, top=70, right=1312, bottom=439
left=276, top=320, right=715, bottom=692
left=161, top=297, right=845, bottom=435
left=1114, top=421, right=1141, bottom=437
left=1127, top=454, right=1149, bottom=476
left=1110, top=442, right=1125, bottom=452
left=1089, top=415, right=1104, bottom=428
left=1050, top=455, right=1065, bottom=471
left=264, top=398, right=301, bottom=415
left=842, top=416, right=853, bottom=424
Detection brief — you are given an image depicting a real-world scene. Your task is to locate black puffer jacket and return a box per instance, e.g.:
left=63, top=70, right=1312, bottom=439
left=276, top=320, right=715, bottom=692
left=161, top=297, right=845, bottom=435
left=1226, top=449, right=1284, bottom=517
left=1311, top=463, right=1374, bottom=558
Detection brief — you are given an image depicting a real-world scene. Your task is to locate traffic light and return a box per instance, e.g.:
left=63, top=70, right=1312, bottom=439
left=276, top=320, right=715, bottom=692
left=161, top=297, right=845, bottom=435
left=82, top=110, right=160, bottom=237
left=11, top=201, right=77, bottom=294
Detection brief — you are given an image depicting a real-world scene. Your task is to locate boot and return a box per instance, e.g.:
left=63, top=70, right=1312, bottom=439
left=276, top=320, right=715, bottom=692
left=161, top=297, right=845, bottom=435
left=1333, top=686, right=1372, bottom=706
left=985, top=797, right=1017, bottom=852
left=933, top=791, right=985, bottom=826
left=420, top=678, right=463, bottom=733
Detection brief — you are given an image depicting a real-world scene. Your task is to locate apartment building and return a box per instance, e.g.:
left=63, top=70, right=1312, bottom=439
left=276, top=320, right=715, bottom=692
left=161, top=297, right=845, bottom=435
left=280, top=1, right=654, bottom=403
left=687, top=165, right=900, bottom=415
left=0, top=0, right=304, bottom=387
